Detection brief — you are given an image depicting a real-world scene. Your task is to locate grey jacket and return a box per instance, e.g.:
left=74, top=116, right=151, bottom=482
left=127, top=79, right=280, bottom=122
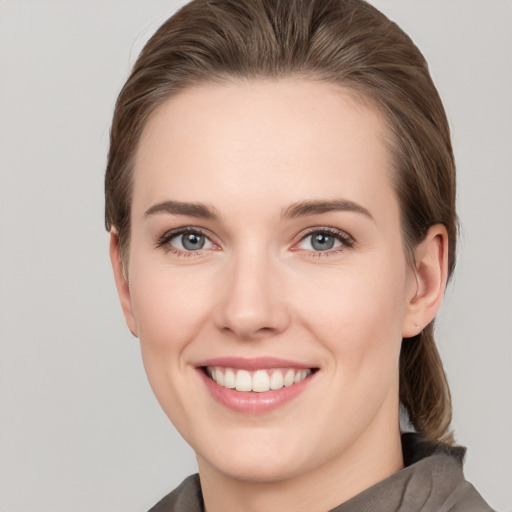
left=148, top=433, right=494, bottom=511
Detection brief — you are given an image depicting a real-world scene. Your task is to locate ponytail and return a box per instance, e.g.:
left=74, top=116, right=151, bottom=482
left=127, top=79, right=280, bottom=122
left=400, top=324, right=454, bottom=444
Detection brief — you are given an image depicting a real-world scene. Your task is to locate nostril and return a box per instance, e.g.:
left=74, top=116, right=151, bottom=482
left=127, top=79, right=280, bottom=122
left=219, top=323, right=281, bottom=340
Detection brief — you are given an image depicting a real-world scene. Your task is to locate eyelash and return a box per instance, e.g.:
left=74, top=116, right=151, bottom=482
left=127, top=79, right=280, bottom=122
left=156, top=226, right=355, bottom=257
left=156, top=227, right=216, bottom=257
left=294, top=227, right=355, bottom=257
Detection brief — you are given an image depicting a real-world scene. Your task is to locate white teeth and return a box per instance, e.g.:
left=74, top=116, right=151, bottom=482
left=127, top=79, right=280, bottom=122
left=270, top=370, right=284, bottom=390
left=252, top=370, right=270, bottom=392
left=284, top=369, right=295, bottom=387
left=224, top=369, right=236, bottom=389
left=207, top=367, right=312, bottom=392
left=214, top=368, right=224, bottom=386
left=235, top=370, right=252, bottom=391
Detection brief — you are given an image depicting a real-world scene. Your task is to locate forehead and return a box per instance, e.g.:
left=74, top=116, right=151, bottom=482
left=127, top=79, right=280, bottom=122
left=132, top=79, right=396, bottom=220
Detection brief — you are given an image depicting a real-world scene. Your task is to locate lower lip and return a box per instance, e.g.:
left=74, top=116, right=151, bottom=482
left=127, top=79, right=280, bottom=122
left=198, top=369, right=316, bottom=414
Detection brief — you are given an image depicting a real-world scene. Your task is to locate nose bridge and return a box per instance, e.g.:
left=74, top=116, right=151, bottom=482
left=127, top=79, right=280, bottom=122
left=214, top=243, right=289, bottom=339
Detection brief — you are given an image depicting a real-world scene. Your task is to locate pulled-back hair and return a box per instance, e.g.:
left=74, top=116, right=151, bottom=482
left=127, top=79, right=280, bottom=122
left=105, top=0, right=457, bottom=444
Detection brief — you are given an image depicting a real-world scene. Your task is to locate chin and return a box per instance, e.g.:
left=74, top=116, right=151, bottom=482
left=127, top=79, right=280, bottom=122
left=207, top=453, right=305, bottom=484
left=195, top=428, right=322, bottom=484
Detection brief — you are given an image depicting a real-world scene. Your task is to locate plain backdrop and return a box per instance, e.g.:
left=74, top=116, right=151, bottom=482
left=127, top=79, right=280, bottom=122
left=1, top=1, right=511, bottom=511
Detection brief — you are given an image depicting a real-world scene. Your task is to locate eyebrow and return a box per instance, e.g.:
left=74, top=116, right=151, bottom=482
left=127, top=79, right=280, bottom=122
left=144, top=200, right=219, bottom=219
left=281, top=199, right=374, bottom=221
left=144, top=198, right=373, bottom=222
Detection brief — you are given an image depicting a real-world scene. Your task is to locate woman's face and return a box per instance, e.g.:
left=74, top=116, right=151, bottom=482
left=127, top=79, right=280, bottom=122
left=117, top=80, right=420, bottom=483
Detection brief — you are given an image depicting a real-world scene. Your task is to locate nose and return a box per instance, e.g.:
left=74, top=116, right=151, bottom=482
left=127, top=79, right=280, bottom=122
left=213, top=248, right=291, bottom=340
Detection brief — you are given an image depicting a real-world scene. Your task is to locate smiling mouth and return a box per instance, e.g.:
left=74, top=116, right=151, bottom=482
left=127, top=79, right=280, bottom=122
left=203, top=366, right=317, bottom=393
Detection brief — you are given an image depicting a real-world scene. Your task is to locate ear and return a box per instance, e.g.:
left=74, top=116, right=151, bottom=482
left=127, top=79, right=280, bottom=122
left=109, top=230, right=139, bottom=337
left=402, top=224, right=449, bottom=338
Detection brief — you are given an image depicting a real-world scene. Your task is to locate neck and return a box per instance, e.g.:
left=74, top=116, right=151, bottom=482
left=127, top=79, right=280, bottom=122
left=198, top=418, right=403, bottom=512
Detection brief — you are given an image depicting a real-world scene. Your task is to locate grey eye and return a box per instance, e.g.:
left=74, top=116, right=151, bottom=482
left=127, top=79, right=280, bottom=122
left=311, top=233, right=335, bottom=251
left=297, top=231, right=343, bottom=252
left=182, top=233, right=205, bottom=250
left=170, top=231, right=213, bottom=251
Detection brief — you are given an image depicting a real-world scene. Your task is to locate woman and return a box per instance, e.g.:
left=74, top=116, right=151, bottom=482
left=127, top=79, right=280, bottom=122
left=105, top=0, right=493, bottom=510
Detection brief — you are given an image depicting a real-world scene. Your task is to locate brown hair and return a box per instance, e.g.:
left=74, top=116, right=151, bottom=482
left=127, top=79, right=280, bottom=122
left=105, top=0, right=456, bottom=444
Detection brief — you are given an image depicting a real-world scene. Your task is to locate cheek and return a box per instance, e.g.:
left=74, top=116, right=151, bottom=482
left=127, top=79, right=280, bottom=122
left=127, top=257, right=217, bottom=425
left=293, top=255, right=408, bottom=373
left=129, top=256, right=212, bottom=347
left=127, top=254, right=217, bottom=405
left=293, top=259, right=408, bottom=442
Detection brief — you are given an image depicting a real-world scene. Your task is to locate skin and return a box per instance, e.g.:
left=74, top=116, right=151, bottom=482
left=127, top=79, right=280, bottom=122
left=110, top=80, right=448, bottom=512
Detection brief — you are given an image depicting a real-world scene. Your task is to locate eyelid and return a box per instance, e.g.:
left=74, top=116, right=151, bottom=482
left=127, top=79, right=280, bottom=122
left=155, top=225, right=354, bottom=256
left=156, top=226, right=220, bottom=254
left=291, top=226, right=355, bottom=253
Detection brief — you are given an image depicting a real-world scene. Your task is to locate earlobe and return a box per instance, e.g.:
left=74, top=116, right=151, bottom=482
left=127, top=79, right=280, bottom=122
left=109, top=230, right=139, bottom=337
left=402, top=224, right=449, bottom=338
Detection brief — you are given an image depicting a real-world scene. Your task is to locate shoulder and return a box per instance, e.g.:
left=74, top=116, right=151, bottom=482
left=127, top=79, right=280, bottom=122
left=421, top=454, right=494, bottom=511
left=147, top=474, right=203, bottom=512
left=401, top=433, right=494, bottom=512
left=332, top=434, right=494, bottom=511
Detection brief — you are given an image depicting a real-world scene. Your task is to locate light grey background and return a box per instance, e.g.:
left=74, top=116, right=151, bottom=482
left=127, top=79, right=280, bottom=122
left=0, top=1, right=510, bottom=511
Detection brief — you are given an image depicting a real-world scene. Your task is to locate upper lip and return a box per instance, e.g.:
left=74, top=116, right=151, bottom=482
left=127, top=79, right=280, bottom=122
left=195, top=357, right=315, bottom=371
